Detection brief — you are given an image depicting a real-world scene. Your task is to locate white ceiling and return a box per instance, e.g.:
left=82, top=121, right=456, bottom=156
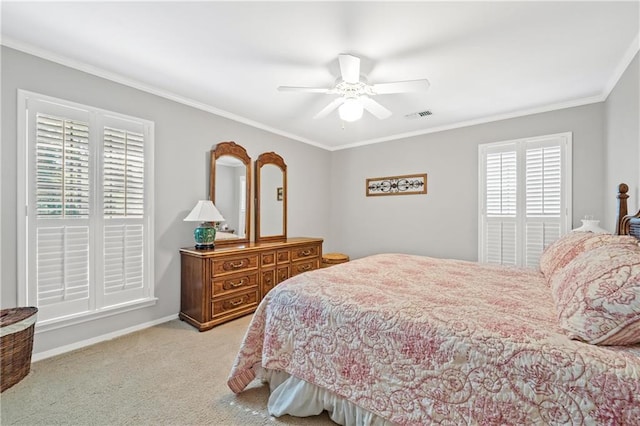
left=2, top=1, right=639, bottom=150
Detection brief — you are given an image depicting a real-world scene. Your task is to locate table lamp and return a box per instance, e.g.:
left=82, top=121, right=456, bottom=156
left=184, top=200, right=225, bottom=249
left=572, top=216, right=609, bottom=234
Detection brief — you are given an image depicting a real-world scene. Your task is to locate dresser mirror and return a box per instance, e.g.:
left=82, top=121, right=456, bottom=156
left=209, top=141, right=251, bottom=246
left=255, top=152, right=287, bottom=243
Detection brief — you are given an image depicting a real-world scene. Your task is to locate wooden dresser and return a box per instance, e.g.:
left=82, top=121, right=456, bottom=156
left=179, top=237, right=323, bottom=331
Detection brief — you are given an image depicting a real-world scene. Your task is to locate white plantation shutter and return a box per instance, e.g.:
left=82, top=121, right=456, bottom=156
left=525, top=222, right=561, bottom=267
left=35, top=114, right=90, bottom=217
left=19, top=91, right=154, bottom=326
left=36, top=225, right=90, bottom=318
left=34, top=114, right=92, bottom=317
left=485, top=151, right=517, bottom=217
left=524, top=142, right=563, bottom=267
left=104, top=224, right=144, bottom=292
left=526, top=145, right=561, bottom=217
left=484, top=149, right=518, bottom=265
left=479, top=133, right=571, bottom=267
left=25, top=101, right=94, bottom=321
left=103, top=127, right=145, bottom=218
left=485, top=221, right=517, bottom=265
left=101, top=116, right=147, bottom=306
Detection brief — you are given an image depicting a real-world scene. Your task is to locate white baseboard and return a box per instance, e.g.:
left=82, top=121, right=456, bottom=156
left=31, top=314, right=179, bottom=362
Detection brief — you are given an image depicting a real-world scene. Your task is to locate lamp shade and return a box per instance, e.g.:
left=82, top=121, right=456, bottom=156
left=339, top=98, right=364, bottom=122
left=573, top=218, right=609, bottom=234
left=183, top=200, right=225, bottom=222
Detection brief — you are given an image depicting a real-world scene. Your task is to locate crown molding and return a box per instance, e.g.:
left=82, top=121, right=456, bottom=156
left=602, top=32, right=640, bottom=100
left=0, top=37, right=331, bottom=151
left=3, top=34, right=636, bottom=153
left=332, top=94, right=605, bottom=151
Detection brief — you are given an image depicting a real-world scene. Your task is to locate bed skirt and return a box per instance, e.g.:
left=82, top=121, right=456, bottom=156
left=258, top=366, right=393, bottom=426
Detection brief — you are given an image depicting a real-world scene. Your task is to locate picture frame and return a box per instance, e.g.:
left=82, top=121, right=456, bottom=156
left=366, top=173, right=427, bottom=196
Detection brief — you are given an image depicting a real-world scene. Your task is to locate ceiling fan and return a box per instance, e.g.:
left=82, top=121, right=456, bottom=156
left=278, top=54, right=430, bottom=122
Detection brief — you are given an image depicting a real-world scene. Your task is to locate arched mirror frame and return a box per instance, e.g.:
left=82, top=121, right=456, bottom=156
left=255, top=152, right=287, bottom=243
left=209, top=141, right=251, bottom=246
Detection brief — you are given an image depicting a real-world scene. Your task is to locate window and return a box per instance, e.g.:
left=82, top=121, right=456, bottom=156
left=237, top=175, right=246, bottom=237
left=478, top=132, right=572, bottom=268
left=17, top=90, right=155, bottom=327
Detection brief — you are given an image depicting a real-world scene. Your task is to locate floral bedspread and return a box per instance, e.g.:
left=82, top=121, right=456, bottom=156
left=227, top=254, right=640, bottom=425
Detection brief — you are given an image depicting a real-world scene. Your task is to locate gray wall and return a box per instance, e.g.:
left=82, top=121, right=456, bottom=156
left=604, top=52, right=640, bottom=229
left=1, top=46, right=332, bottom=355
left=330, top=104, right=606, bottom=261
left=2, top=44, right=637, bottom=357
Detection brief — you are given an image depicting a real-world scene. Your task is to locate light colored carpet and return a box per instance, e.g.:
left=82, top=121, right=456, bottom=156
left=0, top=315, right=335, bottom=425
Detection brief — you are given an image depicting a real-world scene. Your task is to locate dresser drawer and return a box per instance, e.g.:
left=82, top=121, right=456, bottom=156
left=277, top=265, right=290, bottom=283
left=276, top=250, right=290, bottom=264
left=211, top=254, right=259, bottom=276
left=212, top=289, right=259, bottom=319
left=180, top=238, right=323, bottom=331
left=212, top=272, right=258, bottom=298
left=291, top=259, right=318, bottom=276
left=261, top=251, right=276, bottom=267
left=260, top=269, right=276, bottom=298
left=291, top=245, right=320, bottom=261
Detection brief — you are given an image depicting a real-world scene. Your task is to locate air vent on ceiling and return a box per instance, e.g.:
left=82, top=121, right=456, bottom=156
left=404, top=110, right=432, bottom=119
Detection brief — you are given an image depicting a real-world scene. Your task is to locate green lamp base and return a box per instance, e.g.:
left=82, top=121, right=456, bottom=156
left=194, top=222, right=217, bottom=249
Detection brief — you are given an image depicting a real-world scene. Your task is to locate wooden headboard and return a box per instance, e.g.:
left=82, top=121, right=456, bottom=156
left=617, top=183, right=640, bottom=239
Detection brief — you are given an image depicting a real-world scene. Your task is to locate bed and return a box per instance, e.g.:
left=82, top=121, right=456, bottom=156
left=215, top=231, right=242, bottom=240
left=228, top=184, right=640, bottom=425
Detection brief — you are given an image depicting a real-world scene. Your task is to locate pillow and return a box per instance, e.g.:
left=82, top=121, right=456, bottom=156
left=550, top=243, right=640, bottom=345
left=539, top=232, right=638, bottom=280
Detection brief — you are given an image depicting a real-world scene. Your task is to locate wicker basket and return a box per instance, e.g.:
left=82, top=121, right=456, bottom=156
left=1, top=307, right=38, bottom=392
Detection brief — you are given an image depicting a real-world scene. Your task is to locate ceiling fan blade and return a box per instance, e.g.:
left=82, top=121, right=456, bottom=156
left=338, top=54, right=360, bottom=84
left=359, top=96, right=392, bottom=119
left=313, top=97, right=345, bottom=119
left=372, top=79, right=430, bottom=95
left=278, top=86, right=332, bottom=93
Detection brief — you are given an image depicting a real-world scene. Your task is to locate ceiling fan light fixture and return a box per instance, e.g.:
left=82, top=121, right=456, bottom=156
left=279, top=54, right=429, bottom=122
left=338, top=98, right=363, bottom=122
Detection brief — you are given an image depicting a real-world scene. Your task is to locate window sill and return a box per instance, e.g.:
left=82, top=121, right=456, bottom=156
left=34, top=297, right=158, bottom=334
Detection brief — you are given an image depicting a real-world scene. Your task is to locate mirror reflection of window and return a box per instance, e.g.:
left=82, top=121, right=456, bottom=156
left=215, top=155, right=246, bottom=238
left=260, top=164, right=284, bottom=236
left=237, top=175, right=246, bottom=238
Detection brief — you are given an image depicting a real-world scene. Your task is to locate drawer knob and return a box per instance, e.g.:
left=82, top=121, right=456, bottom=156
left=224, top=278, right=246, bottom=290
left=224, top=296, right=247, bottom=309
left=298, top=264, right=312, bottom=272
left=225, top=260, right=246, bottom=270
left=299, top=249, right=312, bottom=256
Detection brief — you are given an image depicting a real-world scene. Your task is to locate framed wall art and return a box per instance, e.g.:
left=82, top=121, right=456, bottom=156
left=366, top=173, right=427, bottom=196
